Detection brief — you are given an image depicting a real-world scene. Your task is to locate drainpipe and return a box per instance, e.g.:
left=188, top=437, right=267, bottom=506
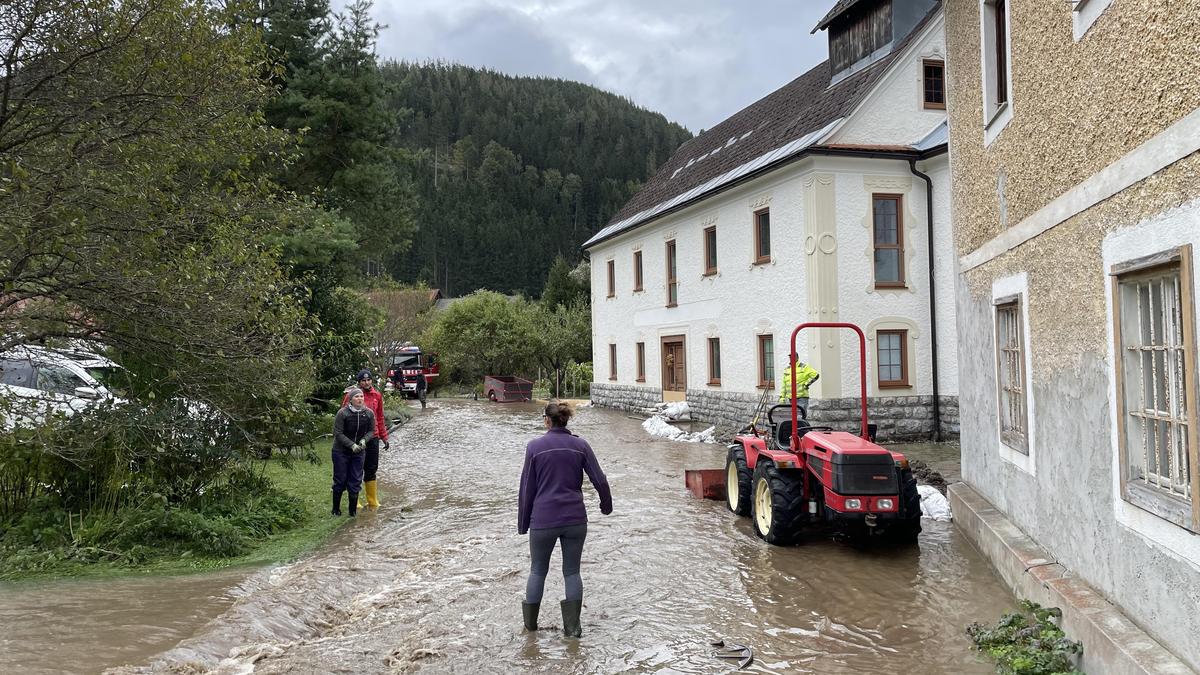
left=909, top=159, right=942, bottom=443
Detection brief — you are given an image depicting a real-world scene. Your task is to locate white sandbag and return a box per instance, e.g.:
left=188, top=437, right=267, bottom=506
left=917, top=484, right=953, bottom=522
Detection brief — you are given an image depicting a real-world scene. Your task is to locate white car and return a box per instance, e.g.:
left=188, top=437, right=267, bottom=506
left=0, top=345, right=129, bottom=425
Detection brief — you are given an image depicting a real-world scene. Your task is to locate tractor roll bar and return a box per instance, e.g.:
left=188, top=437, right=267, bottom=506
left=789, top=322, right=870, bottom=447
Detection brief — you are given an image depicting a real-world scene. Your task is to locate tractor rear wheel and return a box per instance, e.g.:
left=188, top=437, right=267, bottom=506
left=725, top=444, right=752, bottom=516
left=750, top=460, right=805, bottom=545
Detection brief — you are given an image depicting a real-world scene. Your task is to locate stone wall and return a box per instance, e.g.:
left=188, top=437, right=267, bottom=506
left=938, top=395, right=959, bottom=439
left=591, top=382, right=959, bottom=443
left=808, top=396, right=950, bottom=443
left=685, top=389, right=760, bottom=437
left=588, top=382, right=661, bottom=415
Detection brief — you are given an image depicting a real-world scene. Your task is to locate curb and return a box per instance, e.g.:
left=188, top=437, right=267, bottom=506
left=948, top=483, right=1196, bottom=675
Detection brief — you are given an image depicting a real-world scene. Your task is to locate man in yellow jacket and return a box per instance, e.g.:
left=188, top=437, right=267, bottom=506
left=779, top=356, right=820, bottom=418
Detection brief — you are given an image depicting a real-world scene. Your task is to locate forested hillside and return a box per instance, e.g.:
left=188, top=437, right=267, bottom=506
left=382, top=63, right=692, bottom=296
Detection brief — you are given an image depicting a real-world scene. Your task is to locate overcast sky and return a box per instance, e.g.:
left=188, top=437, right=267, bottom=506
left=348, top=0, right=833, bottom=132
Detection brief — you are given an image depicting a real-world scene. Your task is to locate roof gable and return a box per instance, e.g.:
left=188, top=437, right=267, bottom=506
left=583, top=3, right=943, bottom=251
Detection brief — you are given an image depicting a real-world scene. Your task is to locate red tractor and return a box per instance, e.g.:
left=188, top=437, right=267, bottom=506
left=725, top=322, right=921, bottom=545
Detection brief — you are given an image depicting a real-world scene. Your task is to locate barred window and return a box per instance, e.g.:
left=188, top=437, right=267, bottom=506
left=996, top=300, right=1028, bottom=453
left=1114, top=247, right=1199, bottom=532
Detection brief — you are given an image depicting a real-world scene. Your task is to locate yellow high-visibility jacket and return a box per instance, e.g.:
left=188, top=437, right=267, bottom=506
left=779, top=363, right=819, bottom=401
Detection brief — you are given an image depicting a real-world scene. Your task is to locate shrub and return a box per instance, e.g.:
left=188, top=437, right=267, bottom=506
left=967, top=601, right=1084, bottom=675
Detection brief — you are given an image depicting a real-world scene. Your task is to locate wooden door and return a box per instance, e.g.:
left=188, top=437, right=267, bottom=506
left=661, top=336, right=686, bottom=402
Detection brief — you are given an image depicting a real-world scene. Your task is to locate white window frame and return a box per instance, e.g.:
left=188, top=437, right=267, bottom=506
left=992, top=273, right=1035, bottom=475
left=979, top=0, right=1014, bottom=146
left=1073, top=0, right=1115, bottom=41
left=1104, top=205, right=1200, bottom=562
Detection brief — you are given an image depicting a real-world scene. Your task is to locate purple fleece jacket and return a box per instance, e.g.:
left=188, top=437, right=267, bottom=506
left=518, top=427, right=612, bottom=534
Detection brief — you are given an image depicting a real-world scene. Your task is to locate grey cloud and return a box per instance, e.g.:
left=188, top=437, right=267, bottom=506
left=351, top=0, right=832, bottom=131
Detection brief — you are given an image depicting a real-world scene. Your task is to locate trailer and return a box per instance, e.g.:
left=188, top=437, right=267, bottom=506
left=483, top=375, right=532, bottom=403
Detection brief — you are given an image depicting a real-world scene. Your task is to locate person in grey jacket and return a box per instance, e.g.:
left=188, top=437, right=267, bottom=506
left=332, top=387, right=375, bottom=516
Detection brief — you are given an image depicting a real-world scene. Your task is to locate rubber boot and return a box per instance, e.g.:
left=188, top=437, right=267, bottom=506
left=348, top=492, right=358, bottom=517
left=560, top=599, right=582, bottom=638
left=332, top=490, right=343, bottom=516
left=522, top=602, right=539, bottom=631
left=365, top=480, right=379, bottom=509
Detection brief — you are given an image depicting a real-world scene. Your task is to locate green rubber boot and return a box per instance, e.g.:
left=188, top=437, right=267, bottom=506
left=522, top=602, right=539, bottom=631
left=560, top=599, right=582, bottom=638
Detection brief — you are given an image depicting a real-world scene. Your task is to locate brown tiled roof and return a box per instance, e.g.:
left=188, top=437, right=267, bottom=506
left=602, top=59, right=882, bottom=230
left=813, top=0, right=865, bottom=33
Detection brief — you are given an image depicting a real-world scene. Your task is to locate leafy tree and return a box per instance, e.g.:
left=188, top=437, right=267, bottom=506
left=362, top=284, right=437, bottom=376
left=540, top=256, right=588, bottom=310
left=530, top=302, right=591, bottom=397
left=260, top=0, right=418, bottom=399
left=422, top=291, right=536, bottom=385
left=0, top=0, right=314, bottom=430
left=265, top=0, right=415, bottom=260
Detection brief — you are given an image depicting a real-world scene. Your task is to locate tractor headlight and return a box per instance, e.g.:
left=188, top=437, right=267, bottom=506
left=877, top=498, right=895, bottom=510
left=845, top=498, right=862, bottom=510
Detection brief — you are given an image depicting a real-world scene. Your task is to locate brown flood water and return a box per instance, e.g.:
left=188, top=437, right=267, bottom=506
left=1, top=400, right=1016, bottom=674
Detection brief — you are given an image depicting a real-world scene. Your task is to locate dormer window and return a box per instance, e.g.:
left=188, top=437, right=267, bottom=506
left=826, top=0, right=894, bottom=80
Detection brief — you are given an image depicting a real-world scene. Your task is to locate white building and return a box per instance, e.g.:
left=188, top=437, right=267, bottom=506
left=585, top=0, right=959, bottom=442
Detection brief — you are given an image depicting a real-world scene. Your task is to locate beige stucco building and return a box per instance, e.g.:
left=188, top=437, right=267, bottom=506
left=946, top=0, right=1200, bottom=670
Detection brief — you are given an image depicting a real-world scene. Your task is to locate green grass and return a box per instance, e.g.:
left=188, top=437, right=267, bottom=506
left=0, top=450, right=347, bottom=582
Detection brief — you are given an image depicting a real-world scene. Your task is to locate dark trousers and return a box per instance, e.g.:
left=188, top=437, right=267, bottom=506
left=331, top=448, right=365, bottom=495
left=363, top=438, right=380, bottom=482
left=525, top=523, right=587, bottom=603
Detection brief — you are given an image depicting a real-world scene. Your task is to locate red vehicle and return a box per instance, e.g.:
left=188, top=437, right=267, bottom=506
left=483, top=375, right=532, bottom=403
left=725, top=323, right=921, bottom=545
left=385, top=344, right=439, bottom=398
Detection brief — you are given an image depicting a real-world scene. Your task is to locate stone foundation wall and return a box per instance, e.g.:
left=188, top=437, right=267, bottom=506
left=591, top=382, right=960, bottom=443
left=588, top=382, right=662, bottom=414
left=685, top=389, right=760, bottom=437
left=938, top=395, right=960, bottom=439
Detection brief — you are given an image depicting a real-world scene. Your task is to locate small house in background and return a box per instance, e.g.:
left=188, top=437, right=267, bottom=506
left=945, top=0, right=1200, bottom=670
left=586, top=0, right=958, bottom=442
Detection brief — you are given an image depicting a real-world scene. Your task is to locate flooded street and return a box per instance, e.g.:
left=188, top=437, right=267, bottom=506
left=5, top=401, right=1016, bottom=674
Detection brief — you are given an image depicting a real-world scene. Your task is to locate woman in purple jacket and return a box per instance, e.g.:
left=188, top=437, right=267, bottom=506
left=518, top=401, right=612, bottom=637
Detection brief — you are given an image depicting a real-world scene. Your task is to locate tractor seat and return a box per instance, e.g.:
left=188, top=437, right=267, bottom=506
left=776, top=418, right=813, bottom=448
left=777, top=420, right=793, bottom=447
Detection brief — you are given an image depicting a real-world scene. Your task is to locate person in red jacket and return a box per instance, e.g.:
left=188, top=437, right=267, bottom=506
left=342, top=369, right=388, bottom=508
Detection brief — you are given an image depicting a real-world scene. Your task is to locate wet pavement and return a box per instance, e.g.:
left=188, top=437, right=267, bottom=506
left=2, top=400, right=1017, bottom=674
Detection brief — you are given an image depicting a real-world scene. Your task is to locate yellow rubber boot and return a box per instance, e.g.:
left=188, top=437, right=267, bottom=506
left=365, top=480, right=379, bottom=509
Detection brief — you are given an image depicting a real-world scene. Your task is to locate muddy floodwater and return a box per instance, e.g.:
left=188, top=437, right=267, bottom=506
left=2, top=401, right=1016, bottom=674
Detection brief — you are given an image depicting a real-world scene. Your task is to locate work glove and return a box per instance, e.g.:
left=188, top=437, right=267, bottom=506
left=351, top=441, right=363, bottom=453
left=382, top=439, right=390, bottom=450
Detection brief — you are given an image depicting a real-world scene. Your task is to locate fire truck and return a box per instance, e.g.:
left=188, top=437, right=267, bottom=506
left=385, top=344, right=439, bottom=398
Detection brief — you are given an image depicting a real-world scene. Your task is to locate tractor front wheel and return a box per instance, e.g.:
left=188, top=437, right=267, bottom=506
left=888, top=471, right=923, bottom=544
left=750, top=460, right=804, bottom=545
left=725, top=444, right=752, bottom=516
